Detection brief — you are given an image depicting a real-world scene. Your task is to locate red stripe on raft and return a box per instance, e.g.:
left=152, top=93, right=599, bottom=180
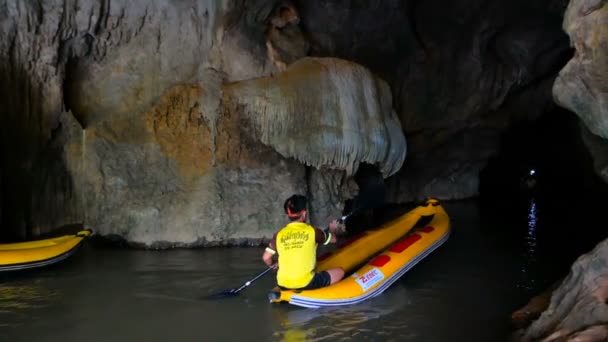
left=369, top=255, right=391, bottom=267
left=420, top=226, right=435, bottom=233
left=390, top=234, right=422, bottom=253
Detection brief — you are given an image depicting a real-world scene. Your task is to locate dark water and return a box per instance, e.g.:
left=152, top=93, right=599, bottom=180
left=0, top=198, right=604, bottom=342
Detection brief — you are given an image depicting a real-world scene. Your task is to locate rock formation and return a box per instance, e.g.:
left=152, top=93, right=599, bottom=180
left=1, top=0, right=607, bottom=248
left=0, top=0, right=313, bottom=243
left=0, top=0, right=410, bottom=245
left=296, top=0, right=575, bottom=202
left=582, top=124, right=608, bottom=184
left=224, top=57, right=406, bottom=225
left=512, top=239, right=608, bottom=341
left=553, top=0, right=608, bottom=140
left=511, top=1, right=608, bottom=339
left=223, top=57, right=406, bottom=178
left=59, top=55, right=403, bottom=246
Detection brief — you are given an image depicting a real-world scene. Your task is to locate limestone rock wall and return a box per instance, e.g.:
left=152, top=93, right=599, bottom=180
left=0, top=0, right=312, bottom=243
left=582, top=124, right=608, bottom=184
left=0, top=0, right=403, bottom=245
left=223, top=57, right=407, bottom=178
left=62, top=84, right=308, bottom=247
left=553, top=0, right=608, bottom=140
left=2, top=0, right=606, bottom=246
left=295, top=0, right=575, bottom=202
left=512, top=239, right=608, bottom=341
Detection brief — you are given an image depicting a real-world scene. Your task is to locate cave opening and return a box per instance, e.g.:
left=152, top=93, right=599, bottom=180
left=479, top=106, right=608, bottom=202
left=478, top=106, right=608, bottom=295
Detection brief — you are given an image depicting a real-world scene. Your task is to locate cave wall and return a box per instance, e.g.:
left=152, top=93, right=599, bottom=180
left=511, top=1, right=608, bottom=339
left=1, top=0, right=605, bottom=245
left=553, top=0, right=608, bottom=184
left=0, top=0, right=406, bottom=245
left=553, top=0, right=608, bottom=140
left=295, top=0, right=574, bottom=202
left=0, top=0, right=313, bottom=243
left=582, top=124, right=608, bottom=184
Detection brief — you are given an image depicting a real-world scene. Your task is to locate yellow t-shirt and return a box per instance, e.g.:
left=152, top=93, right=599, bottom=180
left=265, top=222, right=332, bottom=289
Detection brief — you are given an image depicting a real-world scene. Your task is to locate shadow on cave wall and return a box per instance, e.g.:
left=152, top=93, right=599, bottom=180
left=0, top=58, right=37, bottom=242
left=0, top=58, right=79, bottom=243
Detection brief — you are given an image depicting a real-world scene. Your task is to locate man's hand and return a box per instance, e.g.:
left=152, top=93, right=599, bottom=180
left=336, top=220, right=346, bottom=234
left=263, top=251, right=276, bottom=268
left=328, top=219, right=346, bottom=235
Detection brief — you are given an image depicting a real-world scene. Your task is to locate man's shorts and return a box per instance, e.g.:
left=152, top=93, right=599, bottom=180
left=279, top=271, right=331, bottom=291
left=301, top=271, right=331, bottom=290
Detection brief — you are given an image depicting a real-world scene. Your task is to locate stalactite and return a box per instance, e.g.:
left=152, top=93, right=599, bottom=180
left=224, top=57, right=407, bottom=178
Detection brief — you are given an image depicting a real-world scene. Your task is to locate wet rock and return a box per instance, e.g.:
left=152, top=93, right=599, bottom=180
left=553, top=0, right=608, bottom=140
left=512, top=282, right=560, bottom=330
left=581, top=124, right=608, bottom=184
left=512, top=238, right=608, bottom=341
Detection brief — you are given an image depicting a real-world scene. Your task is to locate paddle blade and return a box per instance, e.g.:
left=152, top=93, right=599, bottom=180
left=203, top=288, right=240, bottom=300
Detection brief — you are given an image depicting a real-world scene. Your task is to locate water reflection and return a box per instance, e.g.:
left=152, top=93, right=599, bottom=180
left=517, top=197, right=539, bottom=294
left=0, top=200, right=565, bottom=342
left=272, top=286, right=411, bottom=341
left=0, top=282, right=56, bottom=327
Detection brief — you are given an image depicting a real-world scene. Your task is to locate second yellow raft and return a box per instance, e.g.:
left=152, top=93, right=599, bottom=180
left=0, top=229, right=92, bottom=272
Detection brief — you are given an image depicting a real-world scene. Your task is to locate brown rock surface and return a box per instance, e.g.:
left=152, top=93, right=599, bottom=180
left=553, top=0, right=608, bottom=139
left=62, top=82, right=308, bottom=247
left=513, top=239, right=608, bottom=341
left=2, top=0, right=607, bottom=247
left=0, top=0, right=312, bottom=242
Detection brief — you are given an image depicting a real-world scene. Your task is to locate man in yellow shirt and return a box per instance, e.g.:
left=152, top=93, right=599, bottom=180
left=262, top=194, right=345, bottom=290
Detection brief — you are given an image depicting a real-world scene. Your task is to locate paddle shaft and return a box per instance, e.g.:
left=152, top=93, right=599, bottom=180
left=339, top=206, right=364, bottom=224
left=233, top=266, right=274, bottom=293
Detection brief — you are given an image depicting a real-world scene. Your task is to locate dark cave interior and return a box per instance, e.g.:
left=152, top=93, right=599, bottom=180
left=479, top=106, right=608, bottom=293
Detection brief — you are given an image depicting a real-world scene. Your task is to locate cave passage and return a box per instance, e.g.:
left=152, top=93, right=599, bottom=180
left=480, top=107, right=607, bottom=201
left=479, top=107, right=608, bottom=295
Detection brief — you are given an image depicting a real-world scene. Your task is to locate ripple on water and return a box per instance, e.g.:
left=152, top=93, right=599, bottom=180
left=271, top=285, right=417, bottom=341
left=0, top=282, right=57, bottom=328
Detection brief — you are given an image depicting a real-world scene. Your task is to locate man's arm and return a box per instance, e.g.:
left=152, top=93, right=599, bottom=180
left=316, top=219, right=342, bottom=245
left=327, top=219, right=343, bottom=243
left=262, top=232, right=278, bottom=267
left=262, top=250, right=276, bottom=268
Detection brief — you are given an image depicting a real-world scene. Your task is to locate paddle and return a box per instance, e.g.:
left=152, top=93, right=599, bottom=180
left=338, top=209, right=360, bottom=224
left=337, top=189, right=386, bottom=225
left=204, top=266, right=275, bottom=299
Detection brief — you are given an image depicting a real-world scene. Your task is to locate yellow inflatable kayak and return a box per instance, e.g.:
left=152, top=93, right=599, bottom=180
left=268, top=199, right=450, bottom=308
left=0, top=229, right=92, bottom=272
